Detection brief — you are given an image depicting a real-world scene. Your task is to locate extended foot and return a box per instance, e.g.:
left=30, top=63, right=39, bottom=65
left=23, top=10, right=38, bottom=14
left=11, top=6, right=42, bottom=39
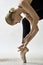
left=20, top=51, right=26, bottom=63
left=18, top=46, right=29, bottom=63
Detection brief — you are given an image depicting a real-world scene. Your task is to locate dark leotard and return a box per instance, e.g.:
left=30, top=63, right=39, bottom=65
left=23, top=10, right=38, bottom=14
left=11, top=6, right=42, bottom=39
left=22, top=0, right=43, bottom=38
left=31, top=0, right=43, bottom=20
left=22, top=18, right=30, bottom=38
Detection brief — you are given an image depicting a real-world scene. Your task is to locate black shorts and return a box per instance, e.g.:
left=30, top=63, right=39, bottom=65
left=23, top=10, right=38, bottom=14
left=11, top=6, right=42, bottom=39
left=31, top=0, right=43, bottom=20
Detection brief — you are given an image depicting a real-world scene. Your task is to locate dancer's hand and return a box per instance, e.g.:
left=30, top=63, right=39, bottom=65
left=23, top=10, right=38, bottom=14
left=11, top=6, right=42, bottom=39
left=18, top=43, right=29, bottom=52
left=18, top=44, right=24, bottom=52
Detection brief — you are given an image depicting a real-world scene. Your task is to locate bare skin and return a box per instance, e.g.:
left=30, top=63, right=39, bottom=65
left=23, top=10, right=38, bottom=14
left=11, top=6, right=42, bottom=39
left=18, top=0, right=39, bottom=63
left=5, top=0, right=40, bottom=63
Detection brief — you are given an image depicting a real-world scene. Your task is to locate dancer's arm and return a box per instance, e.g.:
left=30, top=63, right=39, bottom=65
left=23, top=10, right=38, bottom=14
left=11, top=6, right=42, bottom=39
left=27, top=0, right=32, bottom=4
left=17, top=0, right=32, bottom=15
left=19, top=0, right=39, bottom=47
left=20, top=0, right=39, bottom=22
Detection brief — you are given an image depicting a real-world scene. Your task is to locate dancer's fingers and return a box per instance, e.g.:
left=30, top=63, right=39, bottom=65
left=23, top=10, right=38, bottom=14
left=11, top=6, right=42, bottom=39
left=18, top=45, right=23, bottom=48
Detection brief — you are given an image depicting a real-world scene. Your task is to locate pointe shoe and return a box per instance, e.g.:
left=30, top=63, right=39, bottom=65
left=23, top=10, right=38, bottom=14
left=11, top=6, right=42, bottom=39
left=20, top=52, right=26, bottom=63
left=20, top=47, right=29, bottom=63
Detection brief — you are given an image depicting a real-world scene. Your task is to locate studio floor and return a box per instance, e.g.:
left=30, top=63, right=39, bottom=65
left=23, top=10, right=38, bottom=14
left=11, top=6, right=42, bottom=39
left=0, top=59, right=43, bottom=65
